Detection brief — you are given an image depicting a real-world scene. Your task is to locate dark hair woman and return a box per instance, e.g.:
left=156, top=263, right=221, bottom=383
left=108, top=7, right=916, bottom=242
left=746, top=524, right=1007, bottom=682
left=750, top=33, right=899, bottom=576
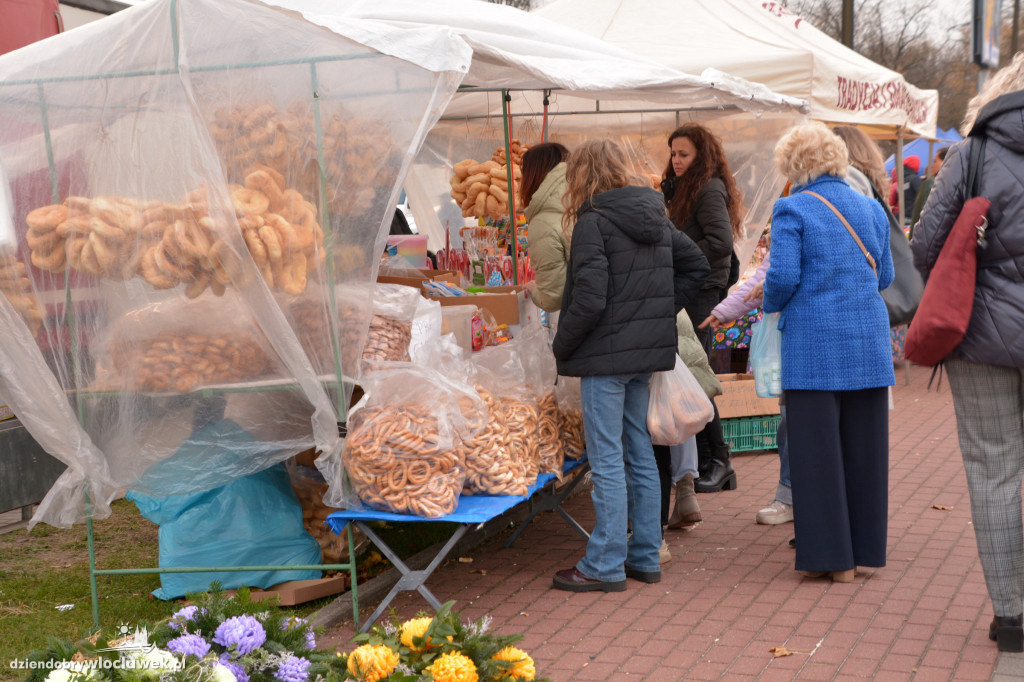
left=661, top=123, right=746, bottom=493
left=519, top=142, right=570, bottom=313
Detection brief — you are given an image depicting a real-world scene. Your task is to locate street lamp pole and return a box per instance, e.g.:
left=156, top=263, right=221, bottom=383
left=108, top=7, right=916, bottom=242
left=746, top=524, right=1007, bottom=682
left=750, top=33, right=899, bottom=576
left=841, top=0, right=854, bottom=48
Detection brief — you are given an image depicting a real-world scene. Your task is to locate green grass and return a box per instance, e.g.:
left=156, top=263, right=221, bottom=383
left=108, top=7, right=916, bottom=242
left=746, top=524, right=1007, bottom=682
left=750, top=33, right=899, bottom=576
left=0, top=499, right=463, bottom=679
left=0, top=500, right=337, bottom=679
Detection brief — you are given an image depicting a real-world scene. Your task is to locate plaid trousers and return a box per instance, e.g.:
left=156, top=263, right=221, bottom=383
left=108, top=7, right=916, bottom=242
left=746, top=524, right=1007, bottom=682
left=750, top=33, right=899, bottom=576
left=946, top=357, right=1024, bottom=617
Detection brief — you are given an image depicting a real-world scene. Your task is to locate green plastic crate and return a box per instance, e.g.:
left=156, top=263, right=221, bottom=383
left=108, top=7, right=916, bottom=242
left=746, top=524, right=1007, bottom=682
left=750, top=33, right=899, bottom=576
left=722, top=414, right=781, bottom=452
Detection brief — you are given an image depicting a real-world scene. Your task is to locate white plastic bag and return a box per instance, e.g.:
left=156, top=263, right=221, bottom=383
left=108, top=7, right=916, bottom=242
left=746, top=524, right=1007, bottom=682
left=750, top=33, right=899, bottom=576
left=647, top=355, right=714, bottom=446
left=750, top=312, right=783, bottom=398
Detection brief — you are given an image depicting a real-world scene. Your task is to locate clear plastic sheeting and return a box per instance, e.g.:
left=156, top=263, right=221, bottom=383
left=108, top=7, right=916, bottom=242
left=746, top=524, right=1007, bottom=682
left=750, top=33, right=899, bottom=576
left=0, top=0, right=467, bottom=528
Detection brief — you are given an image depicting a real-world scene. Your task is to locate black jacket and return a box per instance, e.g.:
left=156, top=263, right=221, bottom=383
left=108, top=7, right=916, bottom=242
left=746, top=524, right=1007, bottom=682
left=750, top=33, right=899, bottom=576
left=662, top=176, right=734, bottom=289
left=911, top=89, right=1024, bottom=368
left=552, top=185, right=709, bottom=377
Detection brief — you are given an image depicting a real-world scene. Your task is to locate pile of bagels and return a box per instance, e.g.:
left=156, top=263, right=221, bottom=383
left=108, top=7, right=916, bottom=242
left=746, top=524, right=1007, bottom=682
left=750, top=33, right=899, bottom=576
left=22, top=163, right=324, bottom=297
left=210, top=100, right=395, bottom=219
left=449, top=140, right=528, bottom=222
left=0, top=259, right=43, bottom=337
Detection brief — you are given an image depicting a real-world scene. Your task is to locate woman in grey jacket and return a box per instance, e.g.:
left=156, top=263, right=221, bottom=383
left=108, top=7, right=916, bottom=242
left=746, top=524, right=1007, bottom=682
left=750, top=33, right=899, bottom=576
left=911, top=53, right=1024, bottom=653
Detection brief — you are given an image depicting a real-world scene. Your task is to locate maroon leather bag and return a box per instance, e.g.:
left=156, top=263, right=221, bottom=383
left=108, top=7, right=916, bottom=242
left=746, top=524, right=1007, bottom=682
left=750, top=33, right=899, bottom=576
left=905, top=138, right=989, bottom=367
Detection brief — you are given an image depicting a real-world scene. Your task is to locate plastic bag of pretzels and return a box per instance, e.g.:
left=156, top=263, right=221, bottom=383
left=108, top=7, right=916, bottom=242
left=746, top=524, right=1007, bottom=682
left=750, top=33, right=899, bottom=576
left=288, top=281, right=421, bottom=378
left=459, top=362, right=531, bottom=496
left=471, top=343, right=542, bottom=491
left=555, top=375, right=586, bottom=461
left=515, top=323, right=565, bottom=478
left=341, top=362, right=486, bottom=518
left=92, top=291, right=276, bottom=394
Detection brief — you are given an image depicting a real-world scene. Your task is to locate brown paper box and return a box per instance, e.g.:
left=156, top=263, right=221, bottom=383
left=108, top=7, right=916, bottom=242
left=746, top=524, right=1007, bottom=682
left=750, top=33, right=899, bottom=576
left=377, top=269, right=461, bottom=290
left=713, top=373, right=781, bottom=419
left=247, top=574, right=348, bottom=606
left=428, top=285, right=523, bottom=326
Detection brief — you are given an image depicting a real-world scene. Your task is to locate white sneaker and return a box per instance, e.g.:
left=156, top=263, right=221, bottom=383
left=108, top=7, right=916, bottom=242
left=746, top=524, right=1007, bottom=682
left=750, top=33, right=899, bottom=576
left=659, top=539, right=671, bottom=564
left=755, top=500, right=794, bottom=525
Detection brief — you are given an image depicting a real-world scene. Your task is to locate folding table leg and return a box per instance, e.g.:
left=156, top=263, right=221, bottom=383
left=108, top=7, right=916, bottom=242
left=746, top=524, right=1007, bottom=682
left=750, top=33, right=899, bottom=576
left=504, top=464, right=591, bottom=548
left=354, top=520, right=470, bottom=632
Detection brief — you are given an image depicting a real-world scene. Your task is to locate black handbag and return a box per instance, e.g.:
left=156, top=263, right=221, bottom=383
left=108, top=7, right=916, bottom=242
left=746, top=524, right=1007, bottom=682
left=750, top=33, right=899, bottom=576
left=871, top=185, right=924, bottom=326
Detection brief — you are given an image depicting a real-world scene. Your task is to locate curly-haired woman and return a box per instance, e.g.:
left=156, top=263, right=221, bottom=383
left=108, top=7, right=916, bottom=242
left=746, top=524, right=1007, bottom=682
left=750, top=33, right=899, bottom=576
left=661, top=124, right=745, bottom=493
left=765, top=122, right=894, bottom=583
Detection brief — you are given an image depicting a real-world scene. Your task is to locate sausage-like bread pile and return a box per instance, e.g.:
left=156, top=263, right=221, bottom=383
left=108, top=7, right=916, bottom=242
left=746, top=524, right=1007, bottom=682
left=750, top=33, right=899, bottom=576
left=448, top=141, right=528, bottom=222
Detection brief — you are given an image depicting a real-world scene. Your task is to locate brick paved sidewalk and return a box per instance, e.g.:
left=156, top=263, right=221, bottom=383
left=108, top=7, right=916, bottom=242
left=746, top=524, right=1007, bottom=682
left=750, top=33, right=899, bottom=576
left=322, top=363, right=1023, bottom=680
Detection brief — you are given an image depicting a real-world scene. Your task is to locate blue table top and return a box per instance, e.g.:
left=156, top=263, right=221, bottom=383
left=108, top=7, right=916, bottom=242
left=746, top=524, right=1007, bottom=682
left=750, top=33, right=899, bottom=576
left=325, top=456, right=587, bottom=530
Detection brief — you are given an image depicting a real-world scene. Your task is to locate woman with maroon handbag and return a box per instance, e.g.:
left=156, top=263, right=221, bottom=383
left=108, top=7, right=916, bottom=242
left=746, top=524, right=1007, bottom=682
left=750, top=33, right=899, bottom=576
left=911, top=53, right=1024, bottom=653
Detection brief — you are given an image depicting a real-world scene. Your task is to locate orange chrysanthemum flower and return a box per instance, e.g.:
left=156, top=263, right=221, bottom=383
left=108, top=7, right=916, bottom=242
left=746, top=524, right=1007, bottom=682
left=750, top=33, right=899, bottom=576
left=493, top=646, right=536, bottom=680
left=426, top=651, right=479, bottom=682
left=346, top=643, right=399, bottom=682
left=400, top=616, right=434, bottom=650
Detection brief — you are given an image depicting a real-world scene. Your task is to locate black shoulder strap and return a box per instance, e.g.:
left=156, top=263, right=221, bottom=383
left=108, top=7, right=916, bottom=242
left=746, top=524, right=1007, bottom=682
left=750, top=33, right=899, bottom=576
left=966, top=136, right=987, bottom=199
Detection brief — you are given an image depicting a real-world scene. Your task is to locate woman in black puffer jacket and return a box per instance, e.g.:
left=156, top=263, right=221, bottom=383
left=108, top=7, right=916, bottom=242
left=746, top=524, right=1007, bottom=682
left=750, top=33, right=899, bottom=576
left=661, top=124, right=746, bottom=493
left=551, top=139, right=708, bottom=593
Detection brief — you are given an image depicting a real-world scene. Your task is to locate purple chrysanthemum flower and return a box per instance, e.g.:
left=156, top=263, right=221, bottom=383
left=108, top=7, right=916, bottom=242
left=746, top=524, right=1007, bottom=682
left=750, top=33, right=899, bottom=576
left=213, top=615, right=266, bottom=655
left=279, top=617, right=300, bottom=630
left=169, top=605, right=204, bottom=631
left=273, top=657, right=310, bottom=682
left=167, top=633, right=211, bottom=658
left=303, top=630, right=315, bottom=651
left=219, top=655, right=249, bottom=682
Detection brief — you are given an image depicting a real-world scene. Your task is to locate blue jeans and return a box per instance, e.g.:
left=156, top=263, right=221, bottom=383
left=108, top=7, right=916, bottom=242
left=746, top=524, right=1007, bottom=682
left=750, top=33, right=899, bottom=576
left=577, top=373, right=662, bottom=581
left=776, top=404, right=792, bottom=505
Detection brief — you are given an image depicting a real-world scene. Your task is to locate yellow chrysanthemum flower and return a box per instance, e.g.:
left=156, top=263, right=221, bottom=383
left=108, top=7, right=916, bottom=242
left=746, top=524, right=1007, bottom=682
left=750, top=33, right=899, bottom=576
left=426, top=651, right=479, bottom=682
left=493, top=646, right=536, bottom=681
left=400, top=616, right=434, bottom=650
left=346, top=643, right=399, bottom=682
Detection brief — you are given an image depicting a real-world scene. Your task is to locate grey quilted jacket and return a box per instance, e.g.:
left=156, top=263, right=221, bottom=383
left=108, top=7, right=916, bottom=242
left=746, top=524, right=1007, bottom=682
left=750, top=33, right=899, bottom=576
left=911, top=90, right=1024, bottom=368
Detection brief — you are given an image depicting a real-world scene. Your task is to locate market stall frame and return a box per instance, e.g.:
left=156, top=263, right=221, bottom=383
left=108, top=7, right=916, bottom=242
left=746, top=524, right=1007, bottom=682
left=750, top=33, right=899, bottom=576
left=0, top=13, right=460, bottom=631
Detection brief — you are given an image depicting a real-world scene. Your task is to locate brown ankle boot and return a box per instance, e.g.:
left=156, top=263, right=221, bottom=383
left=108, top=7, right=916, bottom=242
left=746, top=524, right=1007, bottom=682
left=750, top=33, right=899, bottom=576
left=666, top=474, right=702, bottom=529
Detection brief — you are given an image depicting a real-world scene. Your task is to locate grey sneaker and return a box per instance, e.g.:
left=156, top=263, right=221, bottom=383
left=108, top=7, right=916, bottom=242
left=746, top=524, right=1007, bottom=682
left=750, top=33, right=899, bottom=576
left=659, top=539, right=671, bottom=564
left=755, top=500, right=794, bottom=525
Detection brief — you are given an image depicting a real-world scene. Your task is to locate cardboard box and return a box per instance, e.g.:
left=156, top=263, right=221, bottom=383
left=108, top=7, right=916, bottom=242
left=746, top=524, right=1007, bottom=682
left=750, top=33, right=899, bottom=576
left=713, top=373, right=781, bottom=419
left=429, top=285, right=524, bottom=326
left=247, top=574, right=348, bottom=606
left=377, top=269, right=461, bottom=290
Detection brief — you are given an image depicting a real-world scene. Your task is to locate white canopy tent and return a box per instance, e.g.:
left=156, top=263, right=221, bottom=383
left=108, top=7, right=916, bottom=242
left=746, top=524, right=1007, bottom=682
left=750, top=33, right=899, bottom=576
left=282, top=0, right=809, bottom=266
left=534, top=0, right=939, bottom=140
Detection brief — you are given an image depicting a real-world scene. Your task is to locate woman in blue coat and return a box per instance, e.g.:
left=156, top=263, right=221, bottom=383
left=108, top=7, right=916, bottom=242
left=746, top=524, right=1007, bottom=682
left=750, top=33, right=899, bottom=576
left=763, top=122, right=894, bottom=582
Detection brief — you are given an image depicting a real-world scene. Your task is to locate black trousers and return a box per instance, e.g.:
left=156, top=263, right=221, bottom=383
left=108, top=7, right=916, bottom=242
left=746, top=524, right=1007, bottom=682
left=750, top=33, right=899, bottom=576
left=786, top=387, right=889, bottom=571
left=685, top=287, right=727, bottom=358
left=653, top=444, right=672, bottom=526
left=684, top=287, right=730, bottom=470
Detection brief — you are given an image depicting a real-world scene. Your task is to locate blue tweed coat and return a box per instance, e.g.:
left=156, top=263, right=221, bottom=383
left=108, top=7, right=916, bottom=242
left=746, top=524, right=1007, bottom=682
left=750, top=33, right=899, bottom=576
left=763, top=175, right=895, bottom=391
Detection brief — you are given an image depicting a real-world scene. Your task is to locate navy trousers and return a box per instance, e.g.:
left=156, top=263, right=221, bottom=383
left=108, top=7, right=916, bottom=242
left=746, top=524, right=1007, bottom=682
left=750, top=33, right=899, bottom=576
left=787, top=387, right=889, bottom=572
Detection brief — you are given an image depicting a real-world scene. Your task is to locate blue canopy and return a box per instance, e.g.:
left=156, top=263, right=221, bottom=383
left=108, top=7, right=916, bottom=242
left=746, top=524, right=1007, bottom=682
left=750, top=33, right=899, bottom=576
left=884, top=128, right=963, bottom=176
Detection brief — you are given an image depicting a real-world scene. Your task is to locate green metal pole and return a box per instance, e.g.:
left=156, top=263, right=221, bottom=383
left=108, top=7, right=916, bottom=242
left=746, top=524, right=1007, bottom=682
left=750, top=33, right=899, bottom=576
left=87, top=499, right=99, bottom=626
left=501, top=90, right=518, bottom=285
